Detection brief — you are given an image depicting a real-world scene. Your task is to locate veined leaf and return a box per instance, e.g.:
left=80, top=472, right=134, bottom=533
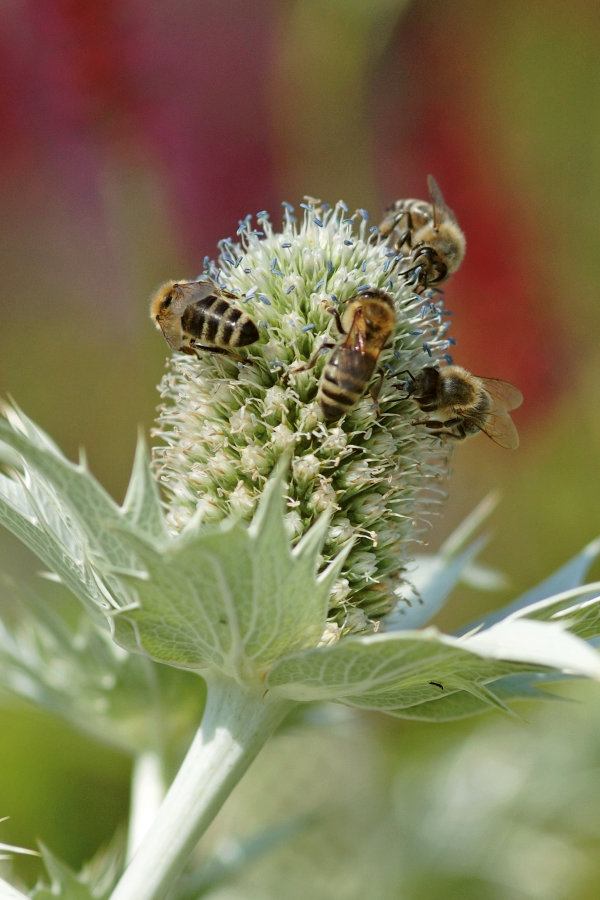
left=268, top=615, right=600, bottom=720
left=108, top=468, right=345, bottom=678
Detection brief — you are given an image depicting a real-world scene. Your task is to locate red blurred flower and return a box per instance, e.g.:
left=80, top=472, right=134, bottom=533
left=372, top=3, right=568, bottom=418
left=0, top=0, right=279, bottom=261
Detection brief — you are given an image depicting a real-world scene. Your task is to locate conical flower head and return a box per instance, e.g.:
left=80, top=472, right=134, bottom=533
left=3, top=195, right=600, bottom=722
left=152, top=200, right=454, bottom=633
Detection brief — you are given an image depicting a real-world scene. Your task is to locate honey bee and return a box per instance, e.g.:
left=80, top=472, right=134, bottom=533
left=401, top=364, right=522, bottom=449
left=379, top=175, right=466, bottom=290
left=150, top=278, right=259, bottom=357
left=316, top=289, right=396, bottom=421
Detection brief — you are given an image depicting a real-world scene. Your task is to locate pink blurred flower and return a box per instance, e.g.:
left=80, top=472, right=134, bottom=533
left=0, top=0, right=279, bottom=263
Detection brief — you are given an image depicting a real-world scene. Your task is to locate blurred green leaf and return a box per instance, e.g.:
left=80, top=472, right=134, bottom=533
left=460, top=538, right=600, bottom=632
left=388, top=493, right=502, bottom=629
left=175, top=815, right=313, bottom=900
left=0, top=578, right=203, bottom=757
left=31, top=846, right=96, bottom=900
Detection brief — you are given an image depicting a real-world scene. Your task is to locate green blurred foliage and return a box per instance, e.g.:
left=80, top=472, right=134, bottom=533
left=0, top=704, right=129, bottom=888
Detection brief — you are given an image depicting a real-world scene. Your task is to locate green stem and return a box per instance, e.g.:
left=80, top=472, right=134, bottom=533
left=126, top=750, right=168, bottom=862
left=109, top=674, right=294, bottom=900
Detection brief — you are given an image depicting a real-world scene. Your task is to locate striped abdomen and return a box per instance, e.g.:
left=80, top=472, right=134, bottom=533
left=317, top=346, right=378, bottom=421
left=181, top=295, right=259, bottom=349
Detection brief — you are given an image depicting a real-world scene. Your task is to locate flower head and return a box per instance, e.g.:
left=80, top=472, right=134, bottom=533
left=153, top=199, right=454, bottom=631
left=1, top=196, right=600, bottom=721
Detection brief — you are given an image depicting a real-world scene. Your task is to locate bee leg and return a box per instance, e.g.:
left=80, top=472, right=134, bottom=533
left=395, top=218, right=415, bottom=252
left=192, top=344, right=248, bottom=364
left=285, top=303, right=342, bottom=383
left=397, top=261, right=427, bottom=292
left=392, top=211, right=414, bottom=252
left=302, top=341, right=336, bottom=371
left=395, top=369, right=417, bottom=397
left=436, top=419, right=473, bottom=441
left=284, top=341, right=335, bottom=381
left=395, top=242, right=435, bottom=292
left=439, top=416, right=463, bottom=428
left=412, top=417, right=463, bottom=438
left=394, top=231, right=411, bottom=253
left=369, top=371, right=385, bottom=417
left=322, top=303, right=345, bottom=335
left=414, top=246, right=447, bottom=288
left=437, top=431, right=463, bottom=441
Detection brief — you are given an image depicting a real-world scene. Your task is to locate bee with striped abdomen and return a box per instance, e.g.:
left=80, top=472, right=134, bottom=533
left=379, top=175, right=466, bottom=291
left=401, top=364, right=522, bottom=449
left=150, top=278, right=259, bottom=358
left=316, top=289, right=396, bottom=421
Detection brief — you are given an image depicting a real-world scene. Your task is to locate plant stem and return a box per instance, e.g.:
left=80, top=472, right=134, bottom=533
left=109, top=674, right=294, bottom=900
left=0, top=877, right=30, bottom=899
left=126, top=750, right=168, bottom=862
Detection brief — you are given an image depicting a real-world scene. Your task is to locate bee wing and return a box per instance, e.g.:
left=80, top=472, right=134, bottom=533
left=179, top=278, right=221, bottom=303
left=342, top=306, right=368, bottom=353
left=479, top=377, right=524, bottom=413
left=481, top=410, right=520, bottom=450
left=161, top=287, right=190, bottom=318
left=164, top=279, right=225, bottom=330
left=157, top=326, right=182, bottom=350
left=154, top=281, right=215, bottom=350
left=427, top=174, right=458, bottom=225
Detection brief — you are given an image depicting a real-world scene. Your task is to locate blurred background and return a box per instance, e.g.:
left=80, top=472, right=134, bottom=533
left=1, top=0, right=600, bottom=896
